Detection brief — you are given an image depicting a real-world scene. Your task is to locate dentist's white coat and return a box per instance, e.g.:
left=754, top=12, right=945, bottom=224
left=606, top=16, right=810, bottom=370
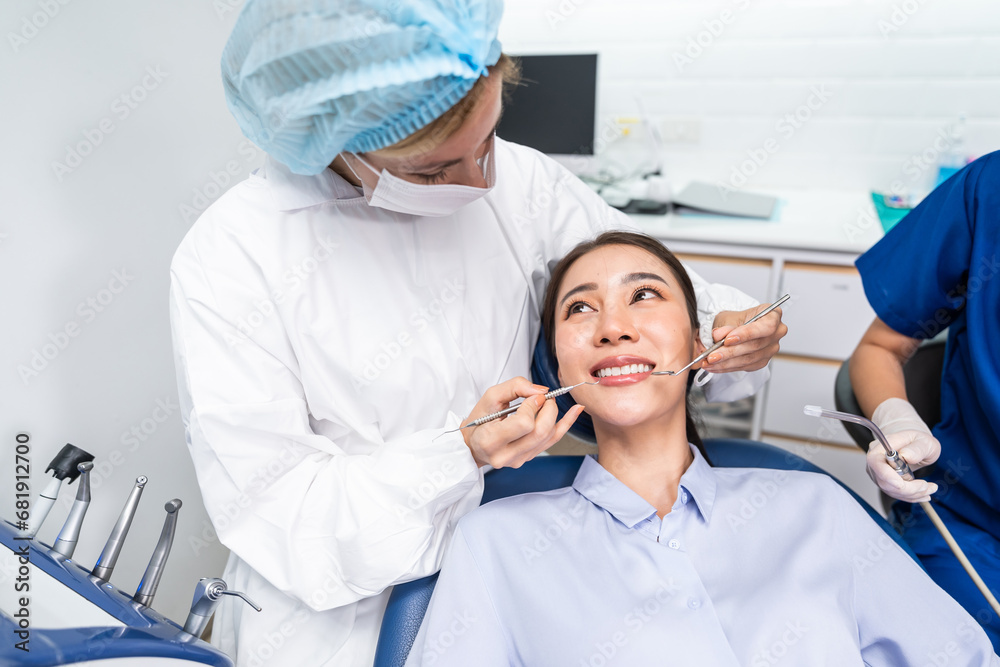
left=168, top=138, right=764, bottom=666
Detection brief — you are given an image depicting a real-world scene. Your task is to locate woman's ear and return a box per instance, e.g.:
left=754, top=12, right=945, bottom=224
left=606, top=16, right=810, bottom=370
left=690, top=334, right=707, bottom=369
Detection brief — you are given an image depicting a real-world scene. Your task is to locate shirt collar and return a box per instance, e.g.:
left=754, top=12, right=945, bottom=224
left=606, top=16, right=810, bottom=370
left=263, top=155, right=362, bottom=211
left=571, top=445, right=717, bottom=527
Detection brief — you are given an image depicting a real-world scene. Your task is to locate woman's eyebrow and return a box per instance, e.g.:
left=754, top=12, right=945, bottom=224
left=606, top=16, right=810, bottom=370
left=621, top=272, right=668, bottom=286
left=559, top=282, right=598, bottom=306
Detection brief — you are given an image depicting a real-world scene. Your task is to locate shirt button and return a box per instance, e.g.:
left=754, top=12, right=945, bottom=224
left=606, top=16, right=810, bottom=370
left=687, top=597, right=701, bottom=610
left=668, top=539, right=680, bottom=549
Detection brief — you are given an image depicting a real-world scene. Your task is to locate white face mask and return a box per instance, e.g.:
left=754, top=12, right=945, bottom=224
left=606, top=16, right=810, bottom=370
left=344, top=140, right=496, bottom=217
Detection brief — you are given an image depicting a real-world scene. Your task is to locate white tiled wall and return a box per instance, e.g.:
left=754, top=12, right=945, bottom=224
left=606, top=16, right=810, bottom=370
left=499, top=0, right=1000, bottom=192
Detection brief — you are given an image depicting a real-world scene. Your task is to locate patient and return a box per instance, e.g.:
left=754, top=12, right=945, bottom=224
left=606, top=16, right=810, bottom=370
left=404, top=231, right=999, bottom=666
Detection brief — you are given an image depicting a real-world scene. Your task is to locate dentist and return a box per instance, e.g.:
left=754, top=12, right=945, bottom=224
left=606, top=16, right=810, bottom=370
left=169, top=1, right=787, bottom=664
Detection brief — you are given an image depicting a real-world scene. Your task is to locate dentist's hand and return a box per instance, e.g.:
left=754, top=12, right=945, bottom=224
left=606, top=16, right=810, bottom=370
left=702, top=303, right=787, bottom=373
left=462, top=377, right=585, bottom=469
left=867, top=398, right=941, bottom=503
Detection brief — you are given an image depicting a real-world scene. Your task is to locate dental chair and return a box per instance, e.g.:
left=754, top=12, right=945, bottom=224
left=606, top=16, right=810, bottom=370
left=372, top=336, right=923, bottom=667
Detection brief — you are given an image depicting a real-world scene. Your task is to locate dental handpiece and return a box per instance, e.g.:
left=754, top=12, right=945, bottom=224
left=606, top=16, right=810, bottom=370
left=802, top=405, right=913, bottom=479
left=91, top=475, right=147, bottom=582
left=133, top=499, right=182, bottom=607
left=456, top=381, right=599, bottom=431
left=24, top=443, right=94, bottom=538
left=182, top=578, right=261, bottom=639
left=51, top=462, right=94, bottom=558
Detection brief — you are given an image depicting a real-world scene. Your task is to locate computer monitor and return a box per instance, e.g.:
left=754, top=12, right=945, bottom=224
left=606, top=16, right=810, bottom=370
left=496, top=53, right=598, bottom=156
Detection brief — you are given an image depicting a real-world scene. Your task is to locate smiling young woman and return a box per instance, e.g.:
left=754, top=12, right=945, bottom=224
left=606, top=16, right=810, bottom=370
left=403, top=231, right=998, bottom=667
left=541, top=231, right=707, bottom=461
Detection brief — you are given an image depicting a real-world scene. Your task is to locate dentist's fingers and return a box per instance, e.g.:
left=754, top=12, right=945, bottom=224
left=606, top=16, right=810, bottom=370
left=701, top=307, right=786, bottom=373
left=466, top=393, right=547, bottom=468
left=508, top=404, right=586, bottom=469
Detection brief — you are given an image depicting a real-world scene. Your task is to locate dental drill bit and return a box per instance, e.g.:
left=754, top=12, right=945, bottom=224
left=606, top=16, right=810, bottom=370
left=23, top=443, right=94, bottom=538
left=91, top=475, right=147, bottom=582
left=133, top=499, right=182, bottom=607
left=50, top=461, right=94, bottom=558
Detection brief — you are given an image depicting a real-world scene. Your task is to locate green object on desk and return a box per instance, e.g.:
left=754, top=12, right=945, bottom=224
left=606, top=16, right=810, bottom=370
left=871, top=192, right=912, bottom=233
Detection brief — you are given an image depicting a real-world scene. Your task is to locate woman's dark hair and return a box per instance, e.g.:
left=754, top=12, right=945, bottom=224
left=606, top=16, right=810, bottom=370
left=541, top=231, right=706, bottom=457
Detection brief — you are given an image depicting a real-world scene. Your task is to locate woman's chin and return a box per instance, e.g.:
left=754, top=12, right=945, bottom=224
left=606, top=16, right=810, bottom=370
left=587, top=405, right=658, bottom=430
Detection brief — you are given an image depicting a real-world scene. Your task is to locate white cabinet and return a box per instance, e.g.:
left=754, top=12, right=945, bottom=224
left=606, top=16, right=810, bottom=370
left=678, top=254, right=772, bottom=304
left=779, top=264, right=875, bottom=360
left=762, top=357, right=853, bottom=445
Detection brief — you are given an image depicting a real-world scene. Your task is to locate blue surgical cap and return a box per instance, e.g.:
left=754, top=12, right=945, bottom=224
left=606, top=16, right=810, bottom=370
left=221, top=0, right=504, bottom=175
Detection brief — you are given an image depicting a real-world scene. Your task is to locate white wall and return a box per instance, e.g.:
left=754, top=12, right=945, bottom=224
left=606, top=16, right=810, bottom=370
left=1, top=0, right=997, bottom=634
left=500, top=0, right=1000, bottom=193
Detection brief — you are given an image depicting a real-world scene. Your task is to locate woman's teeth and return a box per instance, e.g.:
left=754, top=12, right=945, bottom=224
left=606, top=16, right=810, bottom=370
left=595, top=364, right=652, bottom=378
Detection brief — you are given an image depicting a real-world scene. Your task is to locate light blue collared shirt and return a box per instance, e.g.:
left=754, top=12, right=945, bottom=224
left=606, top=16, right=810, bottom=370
left=405, top=447, right=999, bottom=666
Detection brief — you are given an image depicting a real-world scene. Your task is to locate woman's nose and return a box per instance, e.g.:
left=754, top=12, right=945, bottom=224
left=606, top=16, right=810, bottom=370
left=595, top=305, right=638, bottom=345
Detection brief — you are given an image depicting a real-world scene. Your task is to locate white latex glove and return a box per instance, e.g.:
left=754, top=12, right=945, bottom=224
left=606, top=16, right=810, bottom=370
left=867, top=397, right=941, bottom=503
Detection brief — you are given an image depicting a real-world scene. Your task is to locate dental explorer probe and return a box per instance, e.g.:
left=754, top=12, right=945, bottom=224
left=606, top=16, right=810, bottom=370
left=445, top=381, right=600, bottom=433
left=652, top=294, right=791, bottom=377
left=51, top=462, right=94, bottom=558
left=804, top=405, right=1000, bottom=617
left=23, top=443, right=94, bottom=538
left=133, top=499, right=182, bottom=607
left=91, top=475, right=147, bottom=582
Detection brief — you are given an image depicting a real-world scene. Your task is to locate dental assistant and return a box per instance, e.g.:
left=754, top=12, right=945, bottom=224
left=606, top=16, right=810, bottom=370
left=850, top=151, right=1000, bottom=649
left=168, top=1, right=787, bottom=665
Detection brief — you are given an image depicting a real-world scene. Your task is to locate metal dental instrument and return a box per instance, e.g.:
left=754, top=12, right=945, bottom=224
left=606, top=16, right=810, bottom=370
left=51, top=461, right=94, bottom=558
left=24, top=443, right=94, bottom=538
left=803, top=405, right=1000, bottom=617
left=182, top=578, right=261, bottom=639
left=133, top=499, right=182, bottom=607
left=446, top=381, right=599, bottom=433
left=652, top=294, right=791, bottom=376
left=92, top=475, right=147, bottom=582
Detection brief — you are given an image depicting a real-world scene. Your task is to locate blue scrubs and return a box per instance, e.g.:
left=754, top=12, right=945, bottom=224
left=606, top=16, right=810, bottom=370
left=856, top=150, right=1000, bottom=649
